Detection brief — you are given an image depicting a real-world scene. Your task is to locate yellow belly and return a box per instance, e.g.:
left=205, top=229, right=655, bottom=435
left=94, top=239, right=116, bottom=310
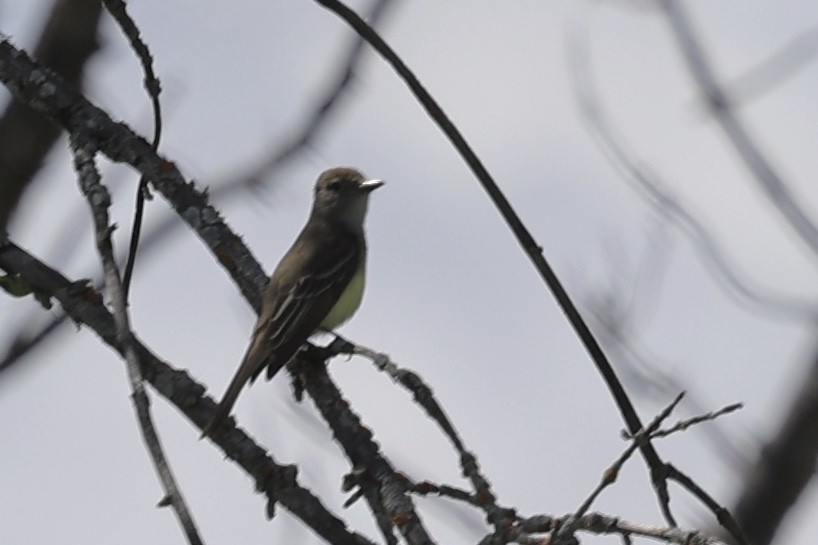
left=321, top=267, right=365, bottom=330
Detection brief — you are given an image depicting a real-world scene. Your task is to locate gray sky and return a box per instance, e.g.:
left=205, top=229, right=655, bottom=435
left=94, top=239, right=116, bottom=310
left=2, top=1, right=817, bottom=544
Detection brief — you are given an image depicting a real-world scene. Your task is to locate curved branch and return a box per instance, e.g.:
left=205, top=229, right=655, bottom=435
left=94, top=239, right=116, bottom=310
left=309, top=0, right=676, bottom=526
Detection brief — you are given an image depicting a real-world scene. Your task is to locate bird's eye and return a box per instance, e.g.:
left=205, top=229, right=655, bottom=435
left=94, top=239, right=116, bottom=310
left=327, top=180, right=341, bottom=191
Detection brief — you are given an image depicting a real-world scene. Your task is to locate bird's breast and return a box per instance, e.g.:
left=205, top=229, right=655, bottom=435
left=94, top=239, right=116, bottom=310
left=321, top=264, right=365, bottom=330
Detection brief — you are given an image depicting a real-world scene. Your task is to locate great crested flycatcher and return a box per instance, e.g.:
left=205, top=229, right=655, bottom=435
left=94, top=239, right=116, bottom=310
left=203, top=167, right=383, bottom=436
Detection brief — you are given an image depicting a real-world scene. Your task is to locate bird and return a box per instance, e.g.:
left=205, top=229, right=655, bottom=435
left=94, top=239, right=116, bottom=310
left=202, top=167, right=383, bottom=437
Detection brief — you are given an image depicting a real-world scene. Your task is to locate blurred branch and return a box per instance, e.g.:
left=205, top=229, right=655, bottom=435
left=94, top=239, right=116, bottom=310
left=719, top=24, right=818, bottom=107
left=570, top=8, right=818, bottom=542
left=568, top=5, right=818, bottom=490
left=567, top=10, right=818, bottom=323
left=660, top=0, right=818, bottom=258
left=0, top=310, right=68, bottom=373
left=237, top=0, right=397, bottom=192
left=0, top=0, right=103, bottom=231
left=729, top=339, right=818, bottom=545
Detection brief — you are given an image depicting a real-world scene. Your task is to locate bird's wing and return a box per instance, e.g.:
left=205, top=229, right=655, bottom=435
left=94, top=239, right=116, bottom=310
left=262, top=239, right=359, bottom=358
left=254, top=229, right=361, bottom=379
left=202, top=229, right=360, bottom=437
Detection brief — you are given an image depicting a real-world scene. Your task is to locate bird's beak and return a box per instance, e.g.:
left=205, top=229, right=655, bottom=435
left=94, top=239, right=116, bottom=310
left=359, top=179, right=384, bottom=193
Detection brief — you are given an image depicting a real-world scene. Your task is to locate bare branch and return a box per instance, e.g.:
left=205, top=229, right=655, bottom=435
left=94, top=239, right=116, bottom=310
left=0, top=0, right=398, bottom=372
left=100, top=0, right=164, bottom=297
left=510, top=512, right=729, bottom=545
left=235, top=0, right=397, bottom=192
left=571, top=393, right=685, bottom=523
left=0, top=39, right=269, bottom=310
left=327, top=336, right=517, bottom=535
left=644, top=402, right=743, bottom=440
left=71, top=140, right=202, bottom=545
left=294, top=347, right=435, bottom=544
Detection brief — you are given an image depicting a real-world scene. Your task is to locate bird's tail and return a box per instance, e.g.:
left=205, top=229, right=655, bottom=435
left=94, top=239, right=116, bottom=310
left=201, top=335, right=271, bottom=438
left=201, top=325, right=299, bottom=438
left=201, top=368, right=248, bottom=438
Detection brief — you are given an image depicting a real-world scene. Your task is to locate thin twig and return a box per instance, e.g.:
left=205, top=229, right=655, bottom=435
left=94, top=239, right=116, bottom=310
left=572, top=393, right=685, bottom=523
left=639, top=403, right=743, bottom=440
left=100, top=0, right=163, bottom=297
left=70, top=141, right=203, bottom=545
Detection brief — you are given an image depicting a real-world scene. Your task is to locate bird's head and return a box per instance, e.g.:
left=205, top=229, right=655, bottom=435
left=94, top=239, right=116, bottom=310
left=313, top=167, right=383, bottom=231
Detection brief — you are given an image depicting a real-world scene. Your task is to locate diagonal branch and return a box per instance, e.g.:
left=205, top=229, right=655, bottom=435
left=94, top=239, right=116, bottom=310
left=0, top=39, right=269, bottom=312
left=330, top=336, right=516, bottom=536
